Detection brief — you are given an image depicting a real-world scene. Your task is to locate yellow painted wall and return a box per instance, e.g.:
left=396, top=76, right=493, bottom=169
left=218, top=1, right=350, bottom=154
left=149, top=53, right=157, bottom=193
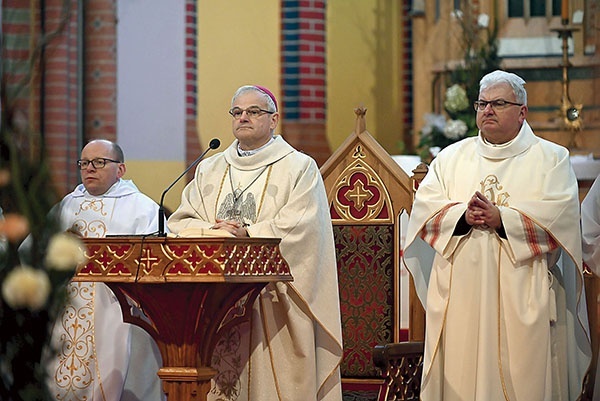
left=194, top=1, right=405, bottom=157
left=196, top=2, right=281, bottom=150
left=132, top=3, right=281, bottom=214
left=124, top=161, right=185, bottom=213
left=326, top=1, right=405, bottom=154
left=138, top=0, right=406, bottom=210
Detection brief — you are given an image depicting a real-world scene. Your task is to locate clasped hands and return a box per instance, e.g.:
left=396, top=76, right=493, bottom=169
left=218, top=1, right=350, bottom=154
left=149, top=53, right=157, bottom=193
left=211, top=219, right=249, bottom=237
left=466, top=191, right=502, bottom=230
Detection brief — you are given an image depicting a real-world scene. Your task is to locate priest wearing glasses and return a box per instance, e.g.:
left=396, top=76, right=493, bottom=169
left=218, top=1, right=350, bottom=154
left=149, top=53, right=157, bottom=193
left=167, top=85, right=343, bottom=401
left=37, top=139, right=165, bottom=401
left=404, top=70, right=592, bottom=400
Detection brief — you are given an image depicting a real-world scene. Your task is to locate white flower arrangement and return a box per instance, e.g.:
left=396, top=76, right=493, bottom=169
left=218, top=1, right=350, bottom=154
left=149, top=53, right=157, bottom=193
left=444, top=119, right=469, bottom=139
left=443, top=84, right=470, bottom=114
left=45, top=233, right=86, bottom=271
left=0, top=231, right=83, bottom=312
left=420, top=113, right=447, bottom=137
left=1, top=265, right=51, bottom=311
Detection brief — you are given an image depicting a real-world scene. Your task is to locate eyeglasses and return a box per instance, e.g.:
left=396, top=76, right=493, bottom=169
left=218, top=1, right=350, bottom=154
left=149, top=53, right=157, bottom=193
left=228, top=106, right=275, bottom=120
left=473, top=99, right=523, bottom=111
left=77, top=158, right=121, bottom=170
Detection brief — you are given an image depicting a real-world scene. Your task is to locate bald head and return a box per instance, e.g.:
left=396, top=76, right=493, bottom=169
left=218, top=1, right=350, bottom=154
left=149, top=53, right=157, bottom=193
left=79, top=140, right=125, bottom=196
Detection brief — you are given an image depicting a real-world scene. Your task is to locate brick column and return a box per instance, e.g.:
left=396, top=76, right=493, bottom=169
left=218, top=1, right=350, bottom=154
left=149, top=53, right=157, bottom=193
left=281, top=0, right=330, bottom=166
left=184, top=0, right=201, bottom=178
left=30, top=0, right=118, bottom=195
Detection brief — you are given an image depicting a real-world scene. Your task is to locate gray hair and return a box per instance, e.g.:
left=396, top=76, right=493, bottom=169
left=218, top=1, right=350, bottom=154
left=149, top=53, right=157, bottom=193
left=231, top=85, right=277, bottom=112
left=479, top=70, right=527, bottom=105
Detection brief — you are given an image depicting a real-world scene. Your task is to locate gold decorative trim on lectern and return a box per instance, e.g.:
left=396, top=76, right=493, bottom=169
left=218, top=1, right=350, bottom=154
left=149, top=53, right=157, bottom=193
left=74, top=236, right=292, bottom=401
left=74, top=236, right=291, bottom=282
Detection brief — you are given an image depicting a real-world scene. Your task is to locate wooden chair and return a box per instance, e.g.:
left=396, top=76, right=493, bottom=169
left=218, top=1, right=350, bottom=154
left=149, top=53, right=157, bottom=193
left=370, top=162, right=428, bottom=401
left=320, top=108, right=425, bottom=400
left=372, top=341, right=424, bottom=401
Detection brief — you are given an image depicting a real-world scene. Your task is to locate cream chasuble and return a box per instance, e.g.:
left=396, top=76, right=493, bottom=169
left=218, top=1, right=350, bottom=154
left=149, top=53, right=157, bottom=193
left=47, top=179, right=164, bottom=401
left=581, top=176, right=600, bottom=395
left=582, top=176, right=600, bottom=277
left=404, top=122, right=591, bottom=401
left=168, top=136, right=343, bottom=401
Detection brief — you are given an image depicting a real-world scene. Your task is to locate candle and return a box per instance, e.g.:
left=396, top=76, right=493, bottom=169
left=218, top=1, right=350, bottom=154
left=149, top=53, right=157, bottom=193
left=561, top=0, right=569, bottom=23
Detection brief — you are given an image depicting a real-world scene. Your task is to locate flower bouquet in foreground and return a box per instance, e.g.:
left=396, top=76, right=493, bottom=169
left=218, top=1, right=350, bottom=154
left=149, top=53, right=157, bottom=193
left=0, top=95, right=85, bottom=401
left=0, top=2, right=85, bottom=398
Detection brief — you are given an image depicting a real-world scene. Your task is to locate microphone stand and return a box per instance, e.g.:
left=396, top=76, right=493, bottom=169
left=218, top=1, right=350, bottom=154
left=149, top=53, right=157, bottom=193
left=157, top=139, right=220, bottom=237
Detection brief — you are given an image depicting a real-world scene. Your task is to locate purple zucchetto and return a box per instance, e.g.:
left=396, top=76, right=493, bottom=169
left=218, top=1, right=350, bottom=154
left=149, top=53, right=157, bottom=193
left=253, top=85, right=278, bottom=112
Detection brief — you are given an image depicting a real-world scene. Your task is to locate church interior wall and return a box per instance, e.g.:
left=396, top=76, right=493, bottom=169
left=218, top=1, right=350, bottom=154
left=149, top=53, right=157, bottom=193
left=115, top=0, right=187, bottom=212
left=196, top=1, right=281, bottom=159
left=411, top=0, right=599, bottom=158
left=326, top=0, right=409, bottom=155
left=118, top=0, right=282, bottom=212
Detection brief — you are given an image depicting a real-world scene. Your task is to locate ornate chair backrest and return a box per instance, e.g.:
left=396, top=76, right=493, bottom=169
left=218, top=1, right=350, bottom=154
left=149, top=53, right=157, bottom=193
left=320, top=108, right=424, bottom=396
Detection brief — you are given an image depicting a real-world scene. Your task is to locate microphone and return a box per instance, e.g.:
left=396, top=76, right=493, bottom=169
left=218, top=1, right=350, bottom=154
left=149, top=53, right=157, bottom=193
left=157, top=138, right=220, bottom=237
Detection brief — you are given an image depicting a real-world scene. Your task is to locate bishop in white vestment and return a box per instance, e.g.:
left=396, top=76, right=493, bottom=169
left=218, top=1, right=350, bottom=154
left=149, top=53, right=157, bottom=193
left=167, top=85, right=343, bottom=401
left=168, top=136, right=343, bottom=401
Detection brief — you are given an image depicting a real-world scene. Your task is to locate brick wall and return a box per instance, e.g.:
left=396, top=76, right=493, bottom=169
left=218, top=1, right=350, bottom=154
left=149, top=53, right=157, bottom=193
left=400, top=1, right=414, bottom=153
left=2, top=0, right=79, bottom=194
left=184, top=0, right=201, bottom=179
left=281, top=0, right=330, bottom=166
left=83, top=0, right=117, bottom=144
left=40, top=0, right=81, bottom=194
left=4, top=0, right=348, bottom=191
left=2, top=1, right=41, bottom=162
left=2, top=0, right=118, bottom=196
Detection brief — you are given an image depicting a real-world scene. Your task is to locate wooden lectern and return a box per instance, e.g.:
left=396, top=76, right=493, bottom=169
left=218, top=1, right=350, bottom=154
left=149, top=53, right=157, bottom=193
left=73, top=236, right=292, bottom=401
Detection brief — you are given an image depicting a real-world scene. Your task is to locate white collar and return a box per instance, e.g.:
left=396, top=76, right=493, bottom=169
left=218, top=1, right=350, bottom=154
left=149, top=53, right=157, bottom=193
left=237, top=136, right=275, bottom=157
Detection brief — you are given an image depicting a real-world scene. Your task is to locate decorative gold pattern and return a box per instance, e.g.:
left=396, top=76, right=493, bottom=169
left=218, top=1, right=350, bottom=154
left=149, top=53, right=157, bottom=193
left=345, top=179, right=373, bottom=209
left=331, top=149, right=393, bottom=223
left=72, top=219, right=107, bottom=237
left=54, top=282, right=95, bottom=401
left=480, top=175, right=510, bottom=207
left=75, top=237, right=291, bottom=283
left=73, top=237, right=292, bottom=401
left=75, top=199, right=107, bottom=217
left=335, top=225, right=395, bottom=377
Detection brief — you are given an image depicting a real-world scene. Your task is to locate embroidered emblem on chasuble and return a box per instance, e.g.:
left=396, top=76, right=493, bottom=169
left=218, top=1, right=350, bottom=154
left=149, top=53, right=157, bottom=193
left=216, top=165, right=271, bottom=227
left=480, top=174, right=510, bottom=206
left=208, top=165, right=273, bottom=400
left=209, top=325, right=247, bottom=401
